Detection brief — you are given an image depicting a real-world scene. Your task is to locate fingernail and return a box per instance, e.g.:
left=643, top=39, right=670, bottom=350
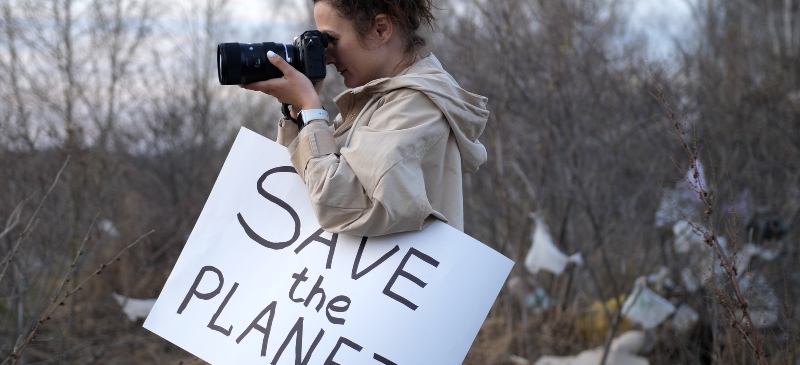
left=267, top=50, right=276, bottom=58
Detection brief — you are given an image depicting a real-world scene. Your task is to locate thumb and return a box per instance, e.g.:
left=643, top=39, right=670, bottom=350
left=267, top=50, right=295, bottom=74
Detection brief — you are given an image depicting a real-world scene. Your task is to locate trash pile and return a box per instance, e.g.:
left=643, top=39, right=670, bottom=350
left=508, top=156, right=789, bottom=364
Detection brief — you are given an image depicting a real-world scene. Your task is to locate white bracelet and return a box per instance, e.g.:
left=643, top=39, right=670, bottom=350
left=298, top=108, right=329, bottom=126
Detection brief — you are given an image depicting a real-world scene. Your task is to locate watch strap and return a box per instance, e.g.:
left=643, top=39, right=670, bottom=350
left=281, top=103, right=304, bottom=130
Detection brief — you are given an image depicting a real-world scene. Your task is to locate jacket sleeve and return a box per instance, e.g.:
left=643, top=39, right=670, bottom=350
left=287, top=90, right=450, bottom=237
left=276, top=117, right=299, bottom=147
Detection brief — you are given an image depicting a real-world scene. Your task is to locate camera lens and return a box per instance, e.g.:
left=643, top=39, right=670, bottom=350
left=217, top=42, right=300, bottom=85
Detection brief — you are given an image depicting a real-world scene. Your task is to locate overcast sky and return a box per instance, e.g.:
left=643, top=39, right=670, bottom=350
left=626, top=0, right=697, bottom=59
left=220, top=0, right=698, bottom=60
left=224, top=0, right=310, bottom=41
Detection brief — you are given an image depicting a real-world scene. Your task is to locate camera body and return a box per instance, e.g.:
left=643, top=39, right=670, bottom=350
left=217, top=30, right=329, bottom=85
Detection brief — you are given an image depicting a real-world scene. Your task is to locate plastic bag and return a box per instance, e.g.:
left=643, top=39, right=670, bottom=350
left=672, top=220, right=706, bottom=254
left=524, top=214, right=583, bottom=275
left=622, top=278, right=676, bottom=329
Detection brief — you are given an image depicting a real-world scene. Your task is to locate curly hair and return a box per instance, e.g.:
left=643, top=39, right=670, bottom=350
left=313, top=0, right=436, bottom=53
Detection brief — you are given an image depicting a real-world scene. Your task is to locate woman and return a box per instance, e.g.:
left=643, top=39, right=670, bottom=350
left=241, top=0, right=489, bottom=237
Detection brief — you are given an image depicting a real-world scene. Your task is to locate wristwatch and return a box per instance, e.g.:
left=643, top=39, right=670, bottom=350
left=297, top=108, right=329, bottom=126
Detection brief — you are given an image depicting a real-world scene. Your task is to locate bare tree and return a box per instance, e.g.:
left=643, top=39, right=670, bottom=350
left=0, top=0, right=35, bottom=149
left=1, top=0, right=798, bottom=363
left=86, top=0, right=159, bottom=151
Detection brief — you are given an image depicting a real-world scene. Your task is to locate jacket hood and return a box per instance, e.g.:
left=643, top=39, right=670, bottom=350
left=336, top=54, right=489, bottom=173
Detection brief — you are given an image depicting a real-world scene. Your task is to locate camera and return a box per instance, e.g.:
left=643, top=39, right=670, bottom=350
left=217, top=30, right=329, bottom=85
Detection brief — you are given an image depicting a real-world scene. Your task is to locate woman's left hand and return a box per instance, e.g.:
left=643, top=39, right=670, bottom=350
left=240, top=50, right=323, bottom=111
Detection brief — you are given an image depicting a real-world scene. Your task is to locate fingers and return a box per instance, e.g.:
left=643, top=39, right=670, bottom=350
left=239, top=80, right=275, bottom=93
left=266, top=50, right=294, bottom=74
left=238, top=50, right=298, bottom=94
left=238, top=51, right=323, bottom=110
left=239, top=75, right=321, bottom=110
left=239, top=79, right=288, bottom=103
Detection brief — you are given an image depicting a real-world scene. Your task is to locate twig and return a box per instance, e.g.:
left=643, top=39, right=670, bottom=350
left=0, top=157, right=70, bottom=286
left=0, top=200, right=25, bottom=242
left=649, top=68, right=767, bottom=365
left=1, top=229, right=154, bottom=365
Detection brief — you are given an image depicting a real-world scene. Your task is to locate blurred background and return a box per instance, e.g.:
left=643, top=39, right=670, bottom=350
left=1, top=0, right=799, bottom=364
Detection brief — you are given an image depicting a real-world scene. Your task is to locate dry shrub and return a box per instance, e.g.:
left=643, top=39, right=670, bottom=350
left=1, top=0, right=799, bottom=363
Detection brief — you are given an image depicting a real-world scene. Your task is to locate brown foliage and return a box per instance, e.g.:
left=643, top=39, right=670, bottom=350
left=1, top=0, right=799, bottom=363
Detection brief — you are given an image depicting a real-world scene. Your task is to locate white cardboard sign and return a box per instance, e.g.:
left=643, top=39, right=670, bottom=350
left=144, top=127, right=514, bottom=365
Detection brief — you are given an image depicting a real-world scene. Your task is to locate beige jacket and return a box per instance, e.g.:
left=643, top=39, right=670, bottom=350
left=277, top=54, right=489, bottom=237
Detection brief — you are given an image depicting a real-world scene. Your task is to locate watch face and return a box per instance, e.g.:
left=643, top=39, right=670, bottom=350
left=301, top=109, right=328, bottom=125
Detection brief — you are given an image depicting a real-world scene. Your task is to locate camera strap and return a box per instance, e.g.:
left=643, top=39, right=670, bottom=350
left=282, top=103, right=305, bottom=131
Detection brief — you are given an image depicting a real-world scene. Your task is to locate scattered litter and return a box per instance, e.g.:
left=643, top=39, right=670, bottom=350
left=577, top=295, right=631, bottom=340
left=735, top=243, right=779, bottom=271
left=535, top=350, right=648, bottom=365
left=680, top=267, right=703, bottom=293
left=655, top=154, right=710, bottom=229
left=679, top=152, right=710, bottom=199
left=524, top=213, right=583, bottom=275
left=669, top=304, right=699, bottom=333
left=610, top=330, right=649, bottom=354
left=678, top=236, right=775, bottom=294
left=509, top=354, right=531, bottom=365
left=534, top=330, right=650, bottom=365
left=645, top=267, right=674, bottom=293
left=112, top=292, right=157, bottom=322
left=99, top=219, right=121, bottom=238
left=655, top=188, right=697, bottom=228
left=672, top=220, right=706, bottom=254
left=622, top=278, right=675, bottom=329
left=508, top=276, right=551, bottom=313
left=736, top=273, right=779, bottom=328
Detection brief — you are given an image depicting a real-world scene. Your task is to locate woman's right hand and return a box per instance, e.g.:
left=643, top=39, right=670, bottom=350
left=240, top=50, right=323, bottom=112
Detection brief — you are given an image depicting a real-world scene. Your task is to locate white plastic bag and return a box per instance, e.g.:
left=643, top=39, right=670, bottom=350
left=524, top=214, right=583, bottom=275
left=622, top=278, right=676, bottom=329
left=672, top=220, right=706, bottom=253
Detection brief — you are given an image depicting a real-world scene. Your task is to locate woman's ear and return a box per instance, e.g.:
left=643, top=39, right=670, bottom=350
left=373, top=14, right=394, bottom=44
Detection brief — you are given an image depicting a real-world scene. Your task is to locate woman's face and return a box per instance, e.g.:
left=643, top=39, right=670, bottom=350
left=314, top=1, right=386, bottom=88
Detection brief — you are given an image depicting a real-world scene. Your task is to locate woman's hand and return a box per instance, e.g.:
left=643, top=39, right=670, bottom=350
left=240, top=50, right=323, bottom=112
